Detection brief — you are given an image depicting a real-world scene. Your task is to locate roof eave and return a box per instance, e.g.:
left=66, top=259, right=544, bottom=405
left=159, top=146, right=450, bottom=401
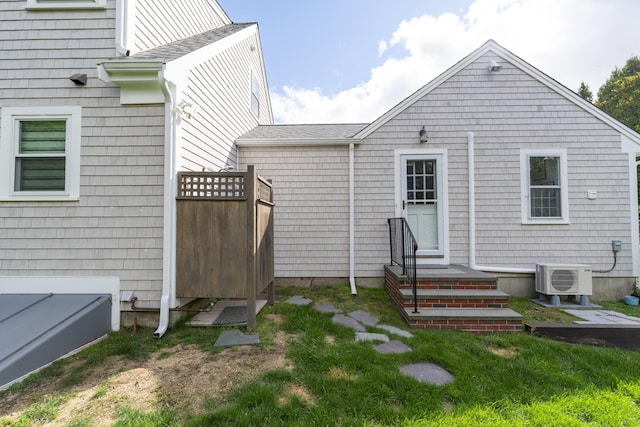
left=354, top=39, right=640, bottom=146
left=236, top=137, right=362, bottom=147
left=97, top=24, right=259, bottom=105
left=97, top=61, right=166, bottom=104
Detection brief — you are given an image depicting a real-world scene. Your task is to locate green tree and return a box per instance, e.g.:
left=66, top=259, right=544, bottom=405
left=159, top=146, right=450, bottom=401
left=578, top=82, right=593, bottom=102
left=596, top=56, right=640, bottom=132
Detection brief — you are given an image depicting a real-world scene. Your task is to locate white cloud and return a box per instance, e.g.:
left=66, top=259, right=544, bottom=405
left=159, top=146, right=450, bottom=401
left=272, top=0, right=640, bottom=124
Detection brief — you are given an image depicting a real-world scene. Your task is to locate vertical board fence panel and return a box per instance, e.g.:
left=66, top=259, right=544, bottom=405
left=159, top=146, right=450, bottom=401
left=176, top=165, right=274, bottom=330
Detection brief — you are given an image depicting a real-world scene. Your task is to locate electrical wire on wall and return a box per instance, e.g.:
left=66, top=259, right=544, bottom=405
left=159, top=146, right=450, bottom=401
left=593, top=240, right=621, bottom=273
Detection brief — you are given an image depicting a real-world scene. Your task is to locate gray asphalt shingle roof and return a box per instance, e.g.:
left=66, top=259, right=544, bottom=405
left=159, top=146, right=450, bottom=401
left=129, top=23, right=254, bottom=62
left=238, top=123, right=368, bottom=140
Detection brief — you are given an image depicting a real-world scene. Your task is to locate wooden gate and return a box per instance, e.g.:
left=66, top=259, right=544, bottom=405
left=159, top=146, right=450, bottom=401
left=176, top=165, right=274, bottom=330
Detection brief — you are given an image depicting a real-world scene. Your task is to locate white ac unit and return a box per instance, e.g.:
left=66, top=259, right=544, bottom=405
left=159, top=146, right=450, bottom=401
left=535, top=264, right=592, bottom=296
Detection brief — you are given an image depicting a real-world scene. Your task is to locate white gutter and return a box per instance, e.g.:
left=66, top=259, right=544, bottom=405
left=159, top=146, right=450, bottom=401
left=467, top=131, right=535, bottom=275
left=154, top=76, right=178, bottom=338
left=349, top=143, right=357, bottom=296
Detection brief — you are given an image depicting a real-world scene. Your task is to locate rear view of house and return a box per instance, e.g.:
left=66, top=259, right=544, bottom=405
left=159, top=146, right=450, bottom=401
left=239, top=40, right=640, bottom=314
left=0, top=0, right=273, bottom=349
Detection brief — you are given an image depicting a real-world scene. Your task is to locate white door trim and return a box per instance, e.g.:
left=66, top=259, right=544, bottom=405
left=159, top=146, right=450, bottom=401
left=394, top=149, right=449, bottom=265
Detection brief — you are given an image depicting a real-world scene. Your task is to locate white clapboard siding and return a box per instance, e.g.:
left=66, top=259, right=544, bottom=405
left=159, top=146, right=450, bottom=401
left=239, top=146, right=351, bottom=278
left=135, top=0, right=230, bottom=52
left=180, top=33, right=272, bottom=171
left=0, top=1, right=166, bottom=306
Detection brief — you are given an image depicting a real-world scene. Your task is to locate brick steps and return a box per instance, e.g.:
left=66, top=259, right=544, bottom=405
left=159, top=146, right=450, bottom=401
left=385, top=265, right=523, bottom=333
left=401, top=308, right=523, bottom=333
left=398, top=289, right=510, bottom=309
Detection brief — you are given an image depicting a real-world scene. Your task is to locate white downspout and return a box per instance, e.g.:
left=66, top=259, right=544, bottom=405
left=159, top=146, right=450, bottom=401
left=154, top=76, right=178, bottom=338
left=467, top=131, right=535, bottom=274
left=468, top=132, right=476, bottom=269
left=349, top=143, right=357, bottom=296
left=115, top=0, right=135, bottom=56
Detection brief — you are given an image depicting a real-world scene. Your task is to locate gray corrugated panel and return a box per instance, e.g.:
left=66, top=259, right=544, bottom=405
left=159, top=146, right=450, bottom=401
left=0, top=294, right=111, bottom=388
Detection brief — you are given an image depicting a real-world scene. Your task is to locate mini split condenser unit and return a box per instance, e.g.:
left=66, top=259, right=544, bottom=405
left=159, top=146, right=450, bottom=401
left=535, top=264, right=593, bottom=296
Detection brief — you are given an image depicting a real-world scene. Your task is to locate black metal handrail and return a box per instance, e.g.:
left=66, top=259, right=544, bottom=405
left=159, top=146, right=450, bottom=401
left=387, top=218, right=419, bottom=313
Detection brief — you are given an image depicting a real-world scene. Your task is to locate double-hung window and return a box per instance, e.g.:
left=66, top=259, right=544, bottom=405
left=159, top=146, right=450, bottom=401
left=520, top=149, right=569, bottom=224
left=0, top=106, right=81, bottom=201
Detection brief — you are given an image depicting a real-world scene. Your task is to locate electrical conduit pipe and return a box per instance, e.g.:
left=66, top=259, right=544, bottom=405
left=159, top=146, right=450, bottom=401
left=467, top=131, right=535, bottom=274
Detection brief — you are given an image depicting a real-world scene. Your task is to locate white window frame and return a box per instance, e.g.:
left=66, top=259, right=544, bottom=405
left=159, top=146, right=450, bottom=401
left=25, top=0, right=106, bottom=10
left=0, top=106, right=81, bottom=201
left=520, top=148, right=569, bottom=224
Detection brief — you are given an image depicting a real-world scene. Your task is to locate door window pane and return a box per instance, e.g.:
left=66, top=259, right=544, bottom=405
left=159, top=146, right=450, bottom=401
left=406, top=160, right=436, bottom=204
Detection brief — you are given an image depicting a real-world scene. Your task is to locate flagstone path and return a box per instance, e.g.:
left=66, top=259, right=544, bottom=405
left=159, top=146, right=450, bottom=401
left=213, top=294, right=455, bottom=385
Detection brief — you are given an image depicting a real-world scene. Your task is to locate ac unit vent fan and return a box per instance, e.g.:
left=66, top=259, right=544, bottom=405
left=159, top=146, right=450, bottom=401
left=549, top=269, right=577, bottom=293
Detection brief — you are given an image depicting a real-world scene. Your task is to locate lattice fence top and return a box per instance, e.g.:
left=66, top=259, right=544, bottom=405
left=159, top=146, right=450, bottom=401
left=177, top=172, right=246, bottom=200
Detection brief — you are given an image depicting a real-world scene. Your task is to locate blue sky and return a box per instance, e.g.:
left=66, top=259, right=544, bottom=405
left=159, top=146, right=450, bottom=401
left=218, top=0, right=640, bottom=124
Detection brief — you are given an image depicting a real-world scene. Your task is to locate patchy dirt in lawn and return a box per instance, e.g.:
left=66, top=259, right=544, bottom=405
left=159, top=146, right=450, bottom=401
left=0, top=329, right=293, bottom=426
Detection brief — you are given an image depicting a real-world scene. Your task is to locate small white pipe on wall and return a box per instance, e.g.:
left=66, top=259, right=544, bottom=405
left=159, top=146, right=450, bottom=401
left=467, top=131, right=535, bottom=275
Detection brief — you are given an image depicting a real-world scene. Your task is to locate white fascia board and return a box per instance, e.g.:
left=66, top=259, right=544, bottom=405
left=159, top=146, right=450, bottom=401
left=163, top=24, right=258, bottom=83
left=353, top=41, right=496, bottom=139
left=354, top=39, right=640, bottom=146
left=98, top=61, right=166, bottom=104
left=236, top=138, right=362, bottom=147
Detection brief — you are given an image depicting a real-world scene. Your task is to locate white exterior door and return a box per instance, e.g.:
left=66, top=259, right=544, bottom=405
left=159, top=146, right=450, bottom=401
left=400, top=154, right=445, bottom=257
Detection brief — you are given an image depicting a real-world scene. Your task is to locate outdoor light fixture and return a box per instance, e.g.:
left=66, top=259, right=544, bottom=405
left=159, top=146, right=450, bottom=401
left=174, top=100, right=198, bottom=119
left=419, top=126, right=428, bottom=143
left=69, top=73, right=87, bottom=85
left=489, top=60, right=502, bottom=72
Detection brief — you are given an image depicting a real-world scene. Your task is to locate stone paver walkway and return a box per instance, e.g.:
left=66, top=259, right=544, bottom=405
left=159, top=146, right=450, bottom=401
left=565, top=309, right=640, bottom=325
left=296, top=295, right=453, bottom=385
left=213, top=294, right=454, bottom=386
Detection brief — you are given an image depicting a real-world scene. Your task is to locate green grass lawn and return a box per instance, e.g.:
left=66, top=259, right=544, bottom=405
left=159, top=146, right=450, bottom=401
left=2, top=287, right=640, bottom=426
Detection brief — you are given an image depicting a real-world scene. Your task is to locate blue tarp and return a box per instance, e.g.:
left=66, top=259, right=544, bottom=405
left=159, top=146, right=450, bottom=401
left=0, top=293, right=111, bottom=388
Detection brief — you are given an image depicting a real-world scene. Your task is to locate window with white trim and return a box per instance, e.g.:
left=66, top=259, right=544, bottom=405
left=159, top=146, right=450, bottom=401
left=25, top=0, right=106, bottom=10
left=520, top=149, right=569, bottom=224
left=0, top=106, right=81, bottom=201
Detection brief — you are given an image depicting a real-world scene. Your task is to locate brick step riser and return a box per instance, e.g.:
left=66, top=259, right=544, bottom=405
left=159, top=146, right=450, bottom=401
left=395, top=281, right=498, bottom=291
left=402, top=299, right=510, bottom=309
left=405, top=319, right=523, bottom=334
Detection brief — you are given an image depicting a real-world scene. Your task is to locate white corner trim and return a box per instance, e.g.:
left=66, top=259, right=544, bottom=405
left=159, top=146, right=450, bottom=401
left=630, top=154, right=640, bottom=278
left=621, top=133, right=640, bottom=153
left=0, top=276, right=120, bottom=331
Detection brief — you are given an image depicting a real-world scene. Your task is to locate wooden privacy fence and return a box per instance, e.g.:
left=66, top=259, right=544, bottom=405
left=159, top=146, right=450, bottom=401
left=176, top=165, right=274, bottom=330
